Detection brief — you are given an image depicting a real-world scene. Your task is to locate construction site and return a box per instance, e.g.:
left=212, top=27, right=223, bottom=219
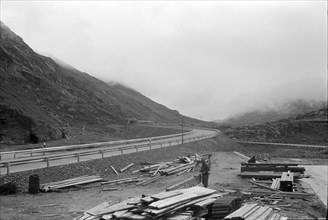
left=0, top=132, right=327, bottom=220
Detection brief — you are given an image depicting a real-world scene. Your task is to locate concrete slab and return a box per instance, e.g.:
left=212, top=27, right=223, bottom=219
left=302, top=165, right=328, bottom=208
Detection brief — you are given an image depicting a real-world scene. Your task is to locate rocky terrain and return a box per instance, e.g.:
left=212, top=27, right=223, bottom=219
left=220, top=108, right=328, bottom=145
left=0, top=21, right=204, bottom=146
left=218, top=99, right=326, bottom=127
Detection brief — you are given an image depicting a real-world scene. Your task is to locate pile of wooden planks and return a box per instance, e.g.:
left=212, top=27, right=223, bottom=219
left=224, top=203, right=288, bottom=220
left=248, top=173, right=315, bottom=200
left=239, top=162, right=304, bottom=179
left=133, top=155, right=200, bottom=177
left=40, top=175, right=103, bottom=192
left=74, top=186, right=224, bottom=220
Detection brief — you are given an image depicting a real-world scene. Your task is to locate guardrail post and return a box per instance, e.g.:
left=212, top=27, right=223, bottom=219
left=135, top=146, right=139, bottom=152
left=160, top=143, right=162, bottom=148
left=6, top=163, right=10, bottom=174
left=169, top=142, right=171, bottom=146
left=30, top=152, right=33, bottom=157
left=120, top=148, right=123, bottom=155
left=46, top=158, right=50, bottom=167
left=77, top=153, right=80, bottom=162
left=14, top=153, right=16, bottom=159
left=101, top=151, right=104, bottom=158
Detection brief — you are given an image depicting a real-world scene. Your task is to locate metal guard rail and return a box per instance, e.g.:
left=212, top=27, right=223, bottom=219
left=236, top=141, right=328, bottom=148
left=0, top=132, right=218, bottom=174
left=0, top=131, right=195, bottom=158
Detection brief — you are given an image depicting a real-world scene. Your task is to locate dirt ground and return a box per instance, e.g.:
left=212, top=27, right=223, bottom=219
left=0, top=136, right=327, bottom=220
left=1, top=151, right=327, bottom=220
left=0, top=151, right=245, bottom=220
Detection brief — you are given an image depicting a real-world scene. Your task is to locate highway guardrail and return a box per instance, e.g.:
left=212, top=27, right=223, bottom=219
left=0, top=132, right=218, bottom=174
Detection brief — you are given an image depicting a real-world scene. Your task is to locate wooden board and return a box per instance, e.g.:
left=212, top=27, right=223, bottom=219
left=150, top=190, right=183, bottom=200
left=86, top=201, right=111, bottom=216
left=88, top=198, right=137, bottom=216
left=149, top=187, right=216, bottom=209
left=224, top=203, right=258, bottom=219
left=241, top=162, right=299, bottom=167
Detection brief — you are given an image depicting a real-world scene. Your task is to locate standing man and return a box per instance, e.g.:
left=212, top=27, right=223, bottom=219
left=200, top=157, right=211, bottom=188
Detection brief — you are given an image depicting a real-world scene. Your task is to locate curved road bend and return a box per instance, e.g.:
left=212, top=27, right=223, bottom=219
left=0, top=129, right=218, bottom=174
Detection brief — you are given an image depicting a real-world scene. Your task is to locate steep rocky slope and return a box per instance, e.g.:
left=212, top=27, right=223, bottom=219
left=0, top=21, right=203, bottom=145
left=221, top=108, right=328, bottom=145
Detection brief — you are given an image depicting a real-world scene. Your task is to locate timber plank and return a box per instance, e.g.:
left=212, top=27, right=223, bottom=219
left=256, top=207, right=273, bottom=220
left=243, top=206, right=269, bottom=219
left=86, top=201, right=111, bottom=216
left=149, top=187, right=216, bottom=209
left=89, top=198, right=138, bottom=216
left=150, top=190, right=183, bottom=200
left=224, top=203, right=258, bottom=219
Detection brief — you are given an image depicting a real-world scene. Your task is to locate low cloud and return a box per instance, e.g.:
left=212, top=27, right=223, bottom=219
left=2, top=1, right=327, bottom=120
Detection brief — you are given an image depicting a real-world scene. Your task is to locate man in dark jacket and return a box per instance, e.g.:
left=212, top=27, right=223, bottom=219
left=200, top=159, right=210, bottom=188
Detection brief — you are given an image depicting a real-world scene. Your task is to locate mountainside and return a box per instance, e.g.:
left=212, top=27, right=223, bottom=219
left=218, top=99, right=326, bottom=127
left=0, top=21, right=203, bottom=145
left=221, top=108, right=328, bottom=145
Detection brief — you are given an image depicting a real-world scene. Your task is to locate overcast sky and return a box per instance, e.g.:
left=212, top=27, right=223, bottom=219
left=1, top=1, right=327, bottom=121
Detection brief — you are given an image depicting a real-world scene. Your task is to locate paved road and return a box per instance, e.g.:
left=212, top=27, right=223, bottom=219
left=0, top=129, right=218, bottom=175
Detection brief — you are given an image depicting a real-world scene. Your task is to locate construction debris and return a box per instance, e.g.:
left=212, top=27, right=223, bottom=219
left=40, top=175, right=103, bottom=192
left=75, top=186, right=223, bottom=220
left=239, top=162, right=303, bottom=179
left=120, top=163, right=135, bottom=173
left=240, top=162, right=305, bottom=173
left=224, top=203, right=288, bottom=220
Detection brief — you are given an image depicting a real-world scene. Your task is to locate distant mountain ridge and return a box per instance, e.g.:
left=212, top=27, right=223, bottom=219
left=221, top=108, right=327, bottom=145
left=217, top=99, right=326, bottom=127
left=0, top=21, right=203, bottom=145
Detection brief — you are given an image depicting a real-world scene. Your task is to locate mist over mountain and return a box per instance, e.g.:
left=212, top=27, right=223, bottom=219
left=0, top=21, right=203, bottom=145
left=215, top=99, right=327, bottom=127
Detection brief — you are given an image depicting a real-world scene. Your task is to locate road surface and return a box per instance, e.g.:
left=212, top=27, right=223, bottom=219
left=0, top=129, right=218, bottom=175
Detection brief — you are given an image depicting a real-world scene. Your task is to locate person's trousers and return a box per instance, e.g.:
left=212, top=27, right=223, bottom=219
left=202, top=173, right=209, bottom=188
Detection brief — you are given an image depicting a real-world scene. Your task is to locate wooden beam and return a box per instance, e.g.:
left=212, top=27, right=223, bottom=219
left=120, top=163, right=134, bottom=173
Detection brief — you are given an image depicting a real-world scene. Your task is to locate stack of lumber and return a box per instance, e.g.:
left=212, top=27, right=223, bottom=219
left=101, top=177, right=143, bottom=186
left=134, top=158, right=198, bottom=177
left=224, top=203, right=288, bottom=220
left=239, top=162, right=304, bottom=179
left=40, top=175, right=103, bottom=192
left=74, top=186, right=224, bottom=220
left=243, top=189, right=315, bottom=198
left=210, top=196, right=242, bottom=219
left=248, top=175, right=314, bottom=199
